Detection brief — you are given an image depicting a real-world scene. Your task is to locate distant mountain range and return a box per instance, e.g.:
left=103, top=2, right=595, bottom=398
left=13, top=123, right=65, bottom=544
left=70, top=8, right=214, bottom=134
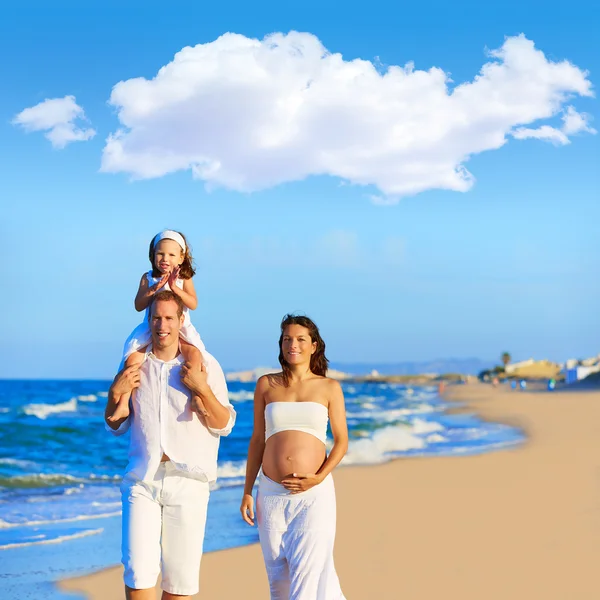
left=328, top=358, right=495, bottom=376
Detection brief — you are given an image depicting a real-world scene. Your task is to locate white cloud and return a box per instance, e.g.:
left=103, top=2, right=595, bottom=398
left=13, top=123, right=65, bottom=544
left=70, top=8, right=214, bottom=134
left=511, top=105, right=595, bottom=145
left=561, top=105, right=596, bottom=135
left=512, top=125, right=569, bottom=145
left=101, top=32, right=594, bottom=201
left=13, top=95, right=96, bottom=148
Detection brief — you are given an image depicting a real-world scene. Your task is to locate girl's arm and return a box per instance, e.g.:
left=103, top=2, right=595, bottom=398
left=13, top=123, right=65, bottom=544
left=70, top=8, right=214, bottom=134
left=240, top=376, right=268, bottom=525
left=134, top=273, right=167, bottom=312
left=170, top=273, right=198, bottom=310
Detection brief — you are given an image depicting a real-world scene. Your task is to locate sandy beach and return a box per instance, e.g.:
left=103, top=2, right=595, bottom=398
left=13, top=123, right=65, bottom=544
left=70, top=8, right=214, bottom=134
left=60, top=382, right=600, bottom=599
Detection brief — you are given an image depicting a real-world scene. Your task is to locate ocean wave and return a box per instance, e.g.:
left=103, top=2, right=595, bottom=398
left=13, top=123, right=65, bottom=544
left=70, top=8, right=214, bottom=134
left=97, top=391, right=108, bottom=397
left=228, top=390, right=254, bottom=402
left=22, top=398, right=77, bottom=419
left=88, top=473, right=122, bottom=481
left=0, top=473, right=88, bottom=488
left=217, top=460, right=247, bottom=479
left=0, top=527, right=103, bottom=550
left=0, top=458, right=39, bottom=469
left=0, top=472, right=121, bottom=489
left=0, top=510, right=120, bottom=529
left=77, top=394, right=97, bottom=402
left=410, top=418, right=444, bottom=434
left=0, top=407, right=9, bottom=413
left=346, top=405, right=436, bottom=421
left=343, top=424, right=425, bottom=465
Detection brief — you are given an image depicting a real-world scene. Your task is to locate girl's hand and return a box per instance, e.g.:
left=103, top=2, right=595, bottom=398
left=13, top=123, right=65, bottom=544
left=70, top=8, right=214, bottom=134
left=240, top=494, right=255, bottom=525
left=151, top=274, right=168, bottom=293
left=281, top=473, right=323, bottom=494
left=167, top=266, right=180, bottom=291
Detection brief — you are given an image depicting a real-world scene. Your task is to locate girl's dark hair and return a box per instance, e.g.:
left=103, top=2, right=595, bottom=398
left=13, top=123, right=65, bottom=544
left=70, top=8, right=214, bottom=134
left=149, top=231, right=196, bottom=279
left=278, top=314, right=329, bottom=386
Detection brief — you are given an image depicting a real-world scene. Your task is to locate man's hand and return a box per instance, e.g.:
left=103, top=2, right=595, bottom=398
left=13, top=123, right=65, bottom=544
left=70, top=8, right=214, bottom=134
left=180, top=361, right=209, bottom=396
left=281, top=473, right=324, bottom=494
left=110, top=365, right=141, bottom=397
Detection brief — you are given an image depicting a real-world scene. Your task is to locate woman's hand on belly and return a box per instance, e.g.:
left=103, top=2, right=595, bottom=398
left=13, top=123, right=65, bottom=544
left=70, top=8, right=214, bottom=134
left=281, top=472, right=324, bottom=494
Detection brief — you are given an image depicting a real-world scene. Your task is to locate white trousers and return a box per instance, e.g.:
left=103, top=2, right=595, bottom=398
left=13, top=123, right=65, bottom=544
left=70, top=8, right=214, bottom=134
left=120, top=461, right=210, bottom=596
left=257, top=471, right=346, bottom=600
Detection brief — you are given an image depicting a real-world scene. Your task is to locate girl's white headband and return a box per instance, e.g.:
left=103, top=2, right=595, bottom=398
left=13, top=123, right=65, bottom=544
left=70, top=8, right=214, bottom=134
left=154, top=230, right=186, bottom=252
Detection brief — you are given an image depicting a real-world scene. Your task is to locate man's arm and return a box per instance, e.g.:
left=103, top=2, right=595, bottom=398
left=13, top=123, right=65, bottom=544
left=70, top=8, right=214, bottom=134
left=104, top=365, right=140, bottom=434
left=180, top=361, right=236, bottom=434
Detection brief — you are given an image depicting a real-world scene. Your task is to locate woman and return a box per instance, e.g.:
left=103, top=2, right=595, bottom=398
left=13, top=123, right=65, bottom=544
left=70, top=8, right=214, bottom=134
left=241, top=314, right=348, bottom=600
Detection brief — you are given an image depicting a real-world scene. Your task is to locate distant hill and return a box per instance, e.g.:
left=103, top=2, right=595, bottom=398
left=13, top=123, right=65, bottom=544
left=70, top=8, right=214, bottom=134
left=329, top=358, right=495, bottom=376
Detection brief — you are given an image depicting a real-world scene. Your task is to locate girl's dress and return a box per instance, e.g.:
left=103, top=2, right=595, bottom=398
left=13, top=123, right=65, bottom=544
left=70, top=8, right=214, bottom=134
left=121, top=270, right=207, bottom=368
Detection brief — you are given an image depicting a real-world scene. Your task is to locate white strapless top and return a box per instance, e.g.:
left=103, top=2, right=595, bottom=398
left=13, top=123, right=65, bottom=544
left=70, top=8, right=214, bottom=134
left=265, top=402, right=328, bottom=444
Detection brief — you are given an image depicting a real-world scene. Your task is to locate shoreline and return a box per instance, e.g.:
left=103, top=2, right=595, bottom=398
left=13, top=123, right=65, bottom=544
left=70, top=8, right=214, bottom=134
left=60, top=382, right=600, bottom=599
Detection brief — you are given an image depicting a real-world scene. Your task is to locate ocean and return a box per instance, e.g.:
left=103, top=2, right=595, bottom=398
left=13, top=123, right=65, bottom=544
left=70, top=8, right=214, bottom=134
left=0, top=379, right=523, bottom=599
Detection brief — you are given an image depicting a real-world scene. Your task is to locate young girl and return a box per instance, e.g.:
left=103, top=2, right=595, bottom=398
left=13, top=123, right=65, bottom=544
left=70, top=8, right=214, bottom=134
left=107, top=230, right=208, bottom=421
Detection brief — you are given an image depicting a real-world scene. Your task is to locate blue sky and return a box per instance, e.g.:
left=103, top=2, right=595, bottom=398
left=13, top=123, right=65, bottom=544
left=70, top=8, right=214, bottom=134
left=2, top=1, right=599, bottom=378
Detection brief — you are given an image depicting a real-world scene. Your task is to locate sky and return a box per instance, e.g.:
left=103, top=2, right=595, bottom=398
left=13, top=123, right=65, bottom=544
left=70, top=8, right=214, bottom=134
left=2, top=0, right=599, bottom=378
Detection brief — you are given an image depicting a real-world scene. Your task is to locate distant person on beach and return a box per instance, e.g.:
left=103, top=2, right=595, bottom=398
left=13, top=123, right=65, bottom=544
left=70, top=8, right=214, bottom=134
left=240, top=314, right=348, bottom=599
left=105, top=290, right=236, bottom=600
left=108, top=230, right=210, bottom=423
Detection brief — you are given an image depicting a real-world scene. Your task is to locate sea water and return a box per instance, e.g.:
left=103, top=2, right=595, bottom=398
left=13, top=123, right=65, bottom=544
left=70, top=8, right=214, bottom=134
left=0, top=379, right=523, bottom=599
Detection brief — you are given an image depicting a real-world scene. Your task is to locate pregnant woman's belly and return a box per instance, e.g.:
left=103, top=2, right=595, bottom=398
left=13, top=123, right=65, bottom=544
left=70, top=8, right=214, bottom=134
left=262, top=431, right=326, bottom=482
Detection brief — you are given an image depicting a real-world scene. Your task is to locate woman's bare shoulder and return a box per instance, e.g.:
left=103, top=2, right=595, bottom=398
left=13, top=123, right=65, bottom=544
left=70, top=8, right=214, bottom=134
left=257, top=372, right=285, bottom=389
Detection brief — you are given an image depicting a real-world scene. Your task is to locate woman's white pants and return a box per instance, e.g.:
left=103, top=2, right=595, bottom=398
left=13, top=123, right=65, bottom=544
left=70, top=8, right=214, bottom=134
left=257, top=471, right=346, bottom=600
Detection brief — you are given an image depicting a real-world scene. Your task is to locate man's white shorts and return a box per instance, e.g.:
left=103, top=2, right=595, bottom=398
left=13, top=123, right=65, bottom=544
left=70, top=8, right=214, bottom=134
left=120, top=461, right=210, bottom=596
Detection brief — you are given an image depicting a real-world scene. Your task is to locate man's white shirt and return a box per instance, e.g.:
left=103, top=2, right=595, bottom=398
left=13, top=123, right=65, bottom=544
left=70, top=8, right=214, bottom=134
left=107, top=349, right=236, bottom=483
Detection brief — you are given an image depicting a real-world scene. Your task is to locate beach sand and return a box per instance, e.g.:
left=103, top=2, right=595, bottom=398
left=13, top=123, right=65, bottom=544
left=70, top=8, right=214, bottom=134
left=60, top=383, right=600, bottom=599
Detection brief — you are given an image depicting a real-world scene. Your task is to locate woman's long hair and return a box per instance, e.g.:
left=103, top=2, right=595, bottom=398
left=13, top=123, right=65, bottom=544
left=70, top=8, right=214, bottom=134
left=278, top=314, right=329, bottom=386
left=149, top=230, right=196, bottom=279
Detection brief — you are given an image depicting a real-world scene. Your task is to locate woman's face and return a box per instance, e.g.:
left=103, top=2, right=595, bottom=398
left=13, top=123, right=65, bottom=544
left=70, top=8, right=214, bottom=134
left=281, top=324, right=316, bottom=365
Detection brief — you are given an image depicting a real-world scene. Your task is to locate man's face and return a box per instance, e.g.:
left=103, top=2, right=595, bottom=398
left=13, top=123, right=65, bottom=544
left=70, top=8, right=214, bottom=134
left=150, top=300, right=184, bottom=351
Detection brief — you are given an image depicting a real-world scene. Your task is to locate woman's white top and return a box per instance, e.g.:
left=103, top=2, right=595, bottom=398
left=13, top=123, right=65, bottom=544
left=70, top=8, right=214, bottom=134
left=265, top=402, right=328, bottom=444
left=120, top=270, right=206, bottom=368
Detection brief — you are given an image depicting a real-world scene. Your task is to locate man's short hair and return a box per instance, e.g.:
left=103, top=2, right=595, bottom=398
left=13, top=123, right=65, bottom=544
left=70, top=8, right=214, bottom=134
left=150, top=290, right=185, bottom=319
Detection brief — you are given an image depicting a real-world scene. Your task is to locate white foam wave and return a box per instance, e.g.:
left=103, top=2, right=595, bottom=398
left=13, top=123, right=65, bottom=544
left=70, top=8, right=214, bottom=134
left=88, top=474, right=121, bottom=481
left=217, top=460, right=247, bottom=479
left=410, top=418, right=444, bottom=434
left=0, top=407, right=9, bottom=413
left=228, top=390, right=254, bottom=402
left=0, top=458, right=39, bottom=469
left=97, top=391, right=109, bottom=397
left=0, top=527, right=104, bottom=550
left=346, top=405, right=436, bottom=421
left=77, top=394, right=97, bottom=402
left=23, top=398, right=77, bottom=419
left=0, top=473, right=88, bottom=487
left=343, top=424, right=425, bottom=465
left=426, top=434, right=447, bottom=443
left=0, top=511, right=120, bottom=529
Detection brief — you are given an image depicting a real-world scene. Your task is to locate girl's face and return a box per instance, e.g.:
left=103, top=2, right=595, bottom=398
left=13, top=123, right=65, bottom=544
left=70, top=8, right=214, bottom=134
left=154, top=239, right=184, bottom=274
left=281, top=324, right=317, bottom=366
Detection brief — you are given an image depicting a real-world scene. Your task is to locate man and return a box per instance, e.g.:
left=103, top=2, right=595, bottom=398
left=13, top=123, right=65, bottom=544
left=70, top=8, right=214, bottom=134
left=105, top=290, right=236, bottom=600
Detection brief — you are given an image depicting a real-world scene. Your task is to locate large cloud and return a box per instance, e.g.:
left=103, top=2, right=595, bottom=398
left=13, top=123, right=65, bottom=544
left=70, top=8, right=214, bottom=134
left=13, top=96, right=96, bottom=148
left=101, top=32, right=594, bottom=199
